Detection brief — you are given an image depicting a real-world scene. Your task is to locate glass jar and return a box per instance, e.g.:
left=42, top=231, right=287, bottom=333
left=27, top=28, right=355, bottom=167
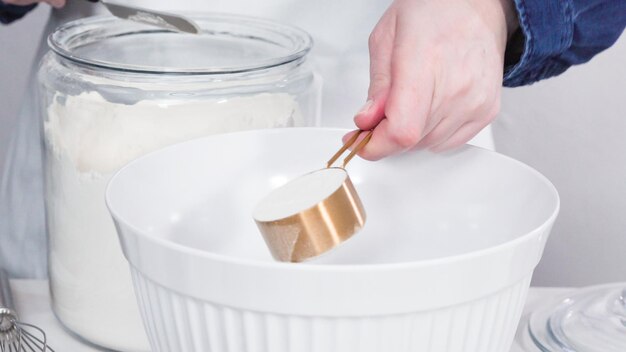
left=38, top=14, right=319, bottom=351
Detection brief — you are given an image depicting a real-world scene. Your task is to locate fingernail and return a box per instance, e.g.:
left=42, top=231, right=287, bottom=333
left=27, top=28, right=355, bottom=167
left=356, top=99, right=374, bottom=115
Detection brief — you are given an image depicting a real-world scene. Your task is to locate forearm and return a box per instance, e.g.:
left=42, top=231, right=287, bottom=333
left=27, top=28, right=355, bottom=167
left=503, top=0, right=626, bottom=87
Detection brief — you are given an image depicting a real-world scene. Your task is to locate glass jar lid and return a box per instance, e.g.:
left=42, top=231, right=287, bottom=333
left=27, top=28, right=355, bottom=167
left=48, top=14, right=313, bottom=75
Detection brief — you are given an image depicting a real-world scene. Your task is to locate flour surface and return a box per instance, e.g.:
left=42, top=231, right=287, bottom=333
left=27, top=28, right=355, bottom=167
left=44, top=90, right=302, bottom=349
left=254, top=168, right=347, bottom=221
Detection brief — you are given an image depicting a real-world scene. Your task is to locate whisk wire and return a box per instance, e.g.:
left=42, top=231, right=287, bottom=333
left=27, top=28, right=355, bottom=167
left=0, top=270, right=53, bottom=352
left=17, top=323, right=53, bottom=352
left=21, top=335, right=38, bottom=351
left=0, top=321, right=52, bottom=352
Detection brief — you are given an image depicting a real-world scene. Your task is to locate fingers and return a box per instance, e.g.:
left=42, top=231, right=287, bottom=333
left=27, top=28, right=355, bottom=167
left=354, top=9, right=436, bottom=160
left=417, top=107, right=496, bottom=151
left=46, top=0, right=65, bottom=9
left=354, top=98, right=385, bottom=131
left=368, top=17, right=433, bottom=155
left=418, top=58, right=500, bottom=151
left=344, top=118, right=405, bottom=160
left=367, top=9, right=396, bottom=102
left=414, top=115, right=465, bottom=149
left=44, top=0, right=66, bottom=8
left=353, top=1, right=504, bottom=160
left=430, top=120, right=489, bottom=152
left=430, top=102, right=499, bottom=153
left=355, top=10, right=397, bottom=131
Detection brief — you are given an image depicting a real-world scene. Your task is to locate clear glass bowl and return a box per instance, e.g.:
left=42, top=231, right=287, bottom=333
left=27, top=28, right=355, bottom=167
left=529, top=283, right=626, bottom=351
left=38, top=14, right=319, bottom=351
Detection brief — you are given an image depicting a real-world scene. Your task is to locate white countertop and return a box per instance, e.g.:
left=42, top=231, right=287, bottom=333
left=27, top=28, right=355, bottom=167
left=10, top=280, right=573, bottom=351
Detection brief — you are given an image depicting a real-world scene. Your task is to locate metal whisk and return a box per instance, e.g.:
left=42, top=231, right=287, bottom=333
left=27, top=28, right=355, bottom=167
left=0, top=270, right=54, bottom=352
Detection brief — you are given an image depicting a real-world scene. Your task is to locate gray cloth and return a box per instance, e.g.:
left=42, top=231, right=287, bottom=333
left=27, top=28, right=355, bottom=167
left=0, top=1, right=99, bottom=278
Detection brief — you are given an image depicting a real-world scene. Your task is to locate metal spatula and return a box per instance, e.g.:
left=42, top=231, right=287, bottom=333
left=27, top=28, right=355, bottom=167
left=88, top=0, right=201, bottom=34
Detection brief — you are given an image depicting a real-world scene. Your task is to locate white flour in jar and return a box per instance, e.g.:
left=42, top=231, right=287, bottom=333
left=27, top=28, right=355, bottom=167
left=44, top=91, right=303, bottom=351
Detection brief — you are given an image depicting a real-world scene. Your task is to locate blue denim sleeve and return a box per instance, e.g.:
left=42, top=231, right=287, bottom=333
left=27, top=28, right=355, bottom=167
left=0, top=2, right=37, bottom=24
left=503, top=0, right=626, bottom=87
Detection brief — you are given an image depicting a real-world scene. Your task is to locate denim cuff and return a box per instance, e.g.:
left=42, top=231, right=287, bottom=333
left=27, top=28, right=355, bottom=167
left=503, top=0, right=574, bottom=87
left=0, top=2, right=37, bottom=24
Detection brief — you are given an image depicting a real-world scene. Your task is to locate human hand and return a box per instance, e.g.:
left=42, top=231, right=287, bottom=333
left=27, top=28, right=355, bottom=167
left=350, top=0, right=518, bottom=159
left=2, top=0, right=66, bottom=9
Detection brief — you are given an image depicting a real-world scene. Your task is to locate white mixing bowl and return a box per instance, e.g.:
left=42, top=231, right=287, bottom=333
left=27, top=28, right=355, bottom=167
left=106, top=128, right=559, bottom=352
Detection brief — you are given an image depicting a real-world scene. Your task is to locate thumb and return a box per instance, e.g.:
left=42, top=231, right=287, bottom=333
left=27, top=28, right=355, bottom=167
left=355, top=11, right=395, bottom=130
left=354, top=74, right=390, bottom=130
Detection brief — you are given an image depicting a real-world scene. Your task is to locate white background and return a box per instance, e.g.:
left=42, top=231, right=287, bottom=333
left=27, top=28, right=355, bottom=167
left=0, top=2, right=624, bottom=286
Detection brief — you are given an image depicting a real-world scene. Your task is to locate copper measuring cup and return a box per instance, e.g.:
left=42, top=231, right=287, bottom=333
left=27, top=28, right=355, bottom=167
left=254, top=130, right=373, bottom=262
